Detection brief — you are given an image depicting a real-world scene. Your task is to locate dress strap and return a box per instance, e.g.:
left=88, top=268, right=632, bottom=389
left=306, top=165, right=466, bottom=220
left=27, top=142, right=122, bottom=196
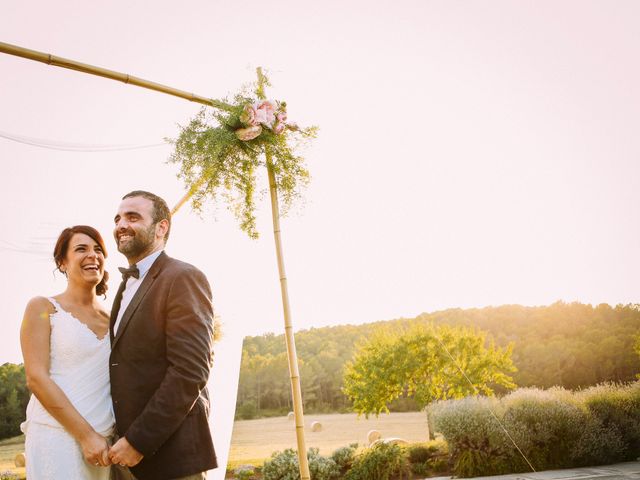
left=47, top=297, right=62, bottom=312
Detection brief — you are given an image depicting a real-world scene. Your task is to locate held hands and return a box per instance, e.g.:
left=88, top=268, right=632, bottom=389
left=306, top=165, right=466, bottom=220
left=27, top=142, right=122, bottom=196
left=109, top=436, right=144, bottom=468
left=80, top=430, right=111, bottom=467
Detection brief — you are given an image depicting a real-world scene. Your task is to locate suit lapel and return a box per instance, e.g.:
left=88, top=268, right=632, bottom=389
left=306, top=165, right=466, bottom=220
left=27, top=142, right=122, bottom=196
left=112, top=252, right=168, bottom=349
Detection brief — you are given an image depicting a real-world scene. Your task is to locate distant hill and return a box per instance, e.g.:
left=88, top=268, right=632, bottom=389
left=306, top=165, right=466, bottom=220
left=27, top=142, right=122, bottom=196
left=235, top=302, right=640, bottom=419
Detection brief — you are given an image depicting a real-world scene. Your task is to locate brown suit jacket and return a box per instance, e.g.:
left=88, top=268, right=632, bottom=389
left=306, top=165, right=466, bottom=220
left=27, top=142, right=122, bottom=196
left=109, top=252, right=217, bottom=480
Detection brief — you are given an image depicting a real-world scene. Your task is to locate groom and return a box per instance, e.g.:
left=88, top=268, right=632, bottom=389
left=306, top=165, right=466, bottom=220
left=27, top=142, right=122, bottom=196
left=108, top=190, right=217, bottom=480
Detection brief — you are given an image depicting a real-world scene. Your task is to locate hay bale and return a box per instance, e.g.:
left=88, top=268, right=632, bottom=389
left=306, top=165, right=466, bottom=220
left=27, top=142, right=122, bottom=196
left=370, top=437, right=409, bottom=447
left=367, top=429, right=381, bottom=445
left=15, top=452, right=26, bottom=467
left=310, top=421, right=323, bottom=432
left=383, top=437, right=409, bottom=446
left=287, top=411, right=295, bottom=420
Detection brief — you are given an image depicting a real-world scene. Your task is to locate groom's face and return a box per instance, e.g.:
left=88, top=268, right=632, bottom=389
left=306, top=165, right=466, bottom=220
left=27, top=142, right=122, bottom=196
left=114, top=196, right=158, bottom=262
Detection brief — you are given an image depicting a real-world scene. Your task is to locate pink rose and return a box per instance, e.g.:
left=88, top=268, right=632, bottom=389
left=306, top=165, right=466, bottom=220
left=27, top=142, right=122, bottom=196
left=276, top=111, right=287, bottom=124
left=254, top=108, right=268, bottom=126
left=239, top=104, right=258, bottom=126
left=254, top=100, right=277, bottom=128
left=235, top=125, right=262, bottom=141
left=273, top=122, right=286, bottom=135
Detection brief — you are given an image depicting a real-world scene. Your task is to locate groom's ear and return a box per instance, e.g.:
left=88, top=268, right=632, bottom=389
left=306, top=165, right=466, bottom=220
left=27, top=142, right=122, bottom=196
left=155, top=219, right=170, bottom=242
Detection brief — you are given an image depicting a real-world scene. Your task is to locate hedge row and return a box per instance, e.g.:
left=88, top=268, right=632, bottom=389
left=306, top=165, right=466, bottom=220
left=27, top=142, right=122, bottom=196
left=431, top=382, right=640, bottom=477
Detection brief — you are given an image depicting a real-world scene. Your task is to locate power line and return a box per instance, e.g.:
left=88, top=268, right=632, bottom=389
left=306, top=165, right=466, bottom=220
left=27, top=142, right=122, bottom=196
left=433, top=333, right=537, bottom=473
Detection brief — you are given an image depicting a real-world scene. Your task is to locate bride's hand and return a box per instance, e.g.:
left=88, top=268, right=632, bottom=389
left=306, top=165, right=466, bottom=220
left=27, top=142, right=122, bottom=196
left=80, top=430, right=110, bottom=467
left=100, top=444, right=112, bottom=466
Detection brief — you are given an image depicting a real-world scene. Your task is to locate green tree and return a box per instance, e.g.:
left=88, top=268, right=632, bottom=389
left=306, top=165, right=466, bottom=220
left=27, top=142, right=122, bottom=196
left=342, top=324, right=516, bottom=417
left=0, top=363, right=30, bottom=440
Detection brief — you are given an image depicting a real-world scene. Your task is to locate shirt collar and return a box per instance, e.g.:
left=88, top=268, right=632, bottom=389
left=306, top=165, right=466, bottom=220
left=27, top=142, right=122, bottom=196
left=134, top=250, right=163, bottom=278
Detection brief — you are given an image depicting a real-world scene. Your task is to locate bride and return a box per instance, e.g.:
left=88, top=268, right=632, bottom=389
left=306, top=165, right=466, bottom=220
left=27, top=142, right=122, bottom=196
left=20, top=225, right=115, bottom=479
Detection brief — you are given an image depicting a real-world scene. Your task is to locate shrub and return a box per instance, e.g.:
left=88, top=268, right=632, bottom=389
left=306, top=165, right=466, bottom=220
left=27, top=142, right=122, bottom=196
left=570, top=416, right=626, bottom=467
left=406, top=443, right=431, bottom=464
left=432, top=382, right=640, bottom=477
left=262, top=449, right=299, bottom=480
left=344, top=442, right=411, bottom=480
left=330, top=443, right=358, bottom=474
left=262, top=448, right=339, bottom=480
left=431, top=396, right=513, bottom=476
left=501, top=388, right=585, bottom=470
left=579, top=382, right=640, bottom=460
left=235, top=402, right=258, bottom=420
left=308, top=448, right=340, bottom=480
left=407, top=440, right=449, bottom=477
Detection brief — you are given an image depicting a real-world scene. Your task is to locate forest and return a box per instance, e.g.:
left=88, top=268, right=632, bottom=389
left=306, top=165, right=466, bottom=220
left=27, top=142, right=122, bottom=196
left=0, top=363, right=29, bottom=440
left=235, top=302, right=640, bottom=418
left=2, top=301, right=639, bottom=439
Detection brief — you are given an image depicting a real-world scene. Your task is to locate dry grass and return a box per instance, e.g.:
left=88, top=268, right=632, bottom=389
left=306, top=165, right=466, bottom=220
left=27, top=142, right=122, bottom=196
left=0, top=435, right=25, bottom=479
left=228, top=411, right=428, bottom=466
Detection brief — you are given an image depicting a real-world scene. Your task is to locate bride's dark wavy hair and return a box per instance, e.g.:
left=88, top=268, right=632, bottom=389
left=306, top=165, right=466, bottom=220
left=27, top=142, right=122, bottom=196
left=53, top=225, right=109, bottom=297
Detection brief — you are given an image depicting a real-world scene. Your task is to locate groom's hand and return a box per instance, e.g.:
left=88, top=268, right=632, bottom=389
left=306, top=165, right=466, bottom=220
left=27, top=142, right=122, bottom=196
left=109, top=437, right=144, bottom=467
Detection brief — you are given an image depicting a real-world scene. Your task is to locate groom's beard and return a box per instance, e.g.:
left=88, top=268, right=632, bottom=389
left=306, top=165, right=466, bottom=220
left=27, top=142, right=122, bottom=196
left=117, top=224, right=156, bottom=259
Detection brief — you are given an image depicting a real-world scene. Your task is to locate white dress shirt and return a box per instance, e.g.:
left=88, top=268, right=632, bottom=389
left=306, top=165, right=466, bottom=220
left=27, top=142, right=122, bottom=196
left=113, top=249, right=163, bottom=334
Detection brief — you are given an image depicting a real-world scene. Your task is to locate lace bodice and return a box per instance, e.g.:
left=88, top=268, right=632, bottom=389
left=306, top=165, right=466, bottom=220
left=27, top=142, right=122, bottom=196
left=21, top=297, right=115, bottom=436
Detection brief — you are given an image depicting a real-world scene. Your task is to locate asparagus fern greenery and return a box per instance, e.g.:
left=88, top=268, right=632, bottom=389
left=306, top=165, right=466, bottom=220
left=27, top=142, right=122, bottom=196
left=168, top=72, right=317, bottom=238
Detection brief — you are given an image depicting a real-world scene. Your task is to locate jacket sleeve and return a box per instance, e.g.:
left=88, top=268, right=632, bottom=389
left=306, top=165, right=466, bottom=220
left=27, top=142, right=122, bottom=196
left=124, top=266, right=215, bottom=456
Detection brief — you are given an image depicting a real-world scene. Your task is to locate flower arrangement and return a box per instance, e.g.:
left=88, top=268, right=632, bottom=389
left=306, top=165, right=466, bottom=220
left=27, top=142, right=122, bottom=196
left=169, top=71, right=317, bottom=239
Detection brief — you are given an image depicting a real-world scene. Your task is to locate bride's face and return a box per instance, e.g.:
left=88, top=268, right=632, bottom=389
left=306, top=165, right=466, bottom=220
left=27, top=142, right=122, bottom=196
left=60, top=233, right=106, bottom=287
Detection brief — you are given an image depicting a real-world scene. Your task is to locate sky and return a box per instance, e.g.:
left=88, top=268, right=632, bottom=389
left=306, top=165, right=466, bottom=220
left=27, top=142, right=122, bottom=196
left=2, top=0, right=640, bottom=473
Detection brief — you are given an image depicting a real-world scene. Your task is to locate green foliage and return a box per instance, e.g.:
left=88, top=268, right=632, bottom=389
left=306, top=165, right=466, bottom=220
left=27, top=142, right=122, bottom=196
left=329, top=443, right=358, bottom=474
left=570, top=416, right=626, bottom=466
left=344, top=443, right=411, bottom=480
left=235, top=401, right=258, bottom=420
left=578, top=382, right=640, bottom=459
left=236, top=302, right=640, bottom=418
left=343, top=324, right=516, bottom=416
left=406, top=440, right=449, bottom=477
left=432, top=382, right=640, bottom=477
left=169, top=74, right=317, bottom=239
left=431, top=396, right=513, bottom=476
left=262, top=449, right=299, bottom=480
left=233, top=464, right=257, bottom=480
left=261, top=448, right=339, bottom=480
left=501, top=388, right=584, bottom=470
left=0, top=363, right=29, bottom=440
left=406, top=440, right=446, bottom=464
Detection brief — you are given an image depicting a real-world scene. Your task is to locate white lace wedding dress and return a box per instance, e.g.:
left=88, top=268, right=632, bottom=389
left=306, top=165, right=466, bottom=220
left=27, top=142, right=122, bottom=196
left=21, top=297, right=115, bottom=479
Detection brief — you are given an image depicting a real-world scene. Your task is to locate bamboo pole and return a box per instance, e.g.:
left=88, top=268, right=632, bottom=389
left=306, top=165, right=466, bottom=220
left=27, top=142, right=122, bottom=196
left=258, top=68, right=311, bottom=480
left=0, top=41, right=233, bottom=111
left=266, top=157, right=311, bottom=480
left=171, top=177, right=207, bottom=215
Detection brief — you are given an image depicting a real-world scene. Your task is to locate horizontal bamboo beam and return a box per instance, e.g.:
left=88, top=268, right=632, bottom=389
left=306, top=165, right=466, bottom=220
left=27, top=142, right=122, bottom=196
left=0, top=41, right=233, bottom=111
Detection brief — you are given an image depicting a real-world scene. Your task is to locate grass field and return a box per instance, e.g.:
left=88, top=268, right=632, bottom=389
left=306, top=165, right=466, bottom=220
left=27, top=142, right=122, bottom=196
left=228, top=411, right=429, bottom=468
left=0, top=435, right=25, bottom=479
left=2, top=412, right=429, bottom=476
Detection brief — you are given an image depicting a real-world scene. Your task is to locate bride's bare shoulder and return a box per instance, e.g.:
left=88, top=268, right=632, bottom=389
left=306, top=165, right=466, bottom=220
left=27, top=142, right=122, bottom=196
left=24, top=296, right=56, bottom=318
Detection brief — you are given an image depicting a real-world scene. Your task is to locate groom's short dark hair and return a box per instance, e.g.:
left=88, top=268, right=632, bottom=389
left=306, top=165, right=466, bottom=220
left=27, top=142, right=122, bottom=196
left=123, top=190, right=172, bottom=242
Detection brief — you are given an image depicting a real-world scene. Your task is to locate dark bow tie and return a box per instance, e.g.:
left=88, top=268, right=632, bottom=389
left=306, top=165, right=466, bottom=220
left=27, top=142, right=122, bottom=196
left=118, top=265, right=140, bottom=280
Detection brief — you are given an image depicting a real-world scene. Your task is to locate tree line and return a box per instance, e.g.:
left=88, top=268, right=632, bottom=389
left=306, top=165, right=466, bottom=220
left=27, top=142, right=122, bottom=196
left=0, top=363, right=30, bottom=440
left=236, top=302, right=640, bottom=418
